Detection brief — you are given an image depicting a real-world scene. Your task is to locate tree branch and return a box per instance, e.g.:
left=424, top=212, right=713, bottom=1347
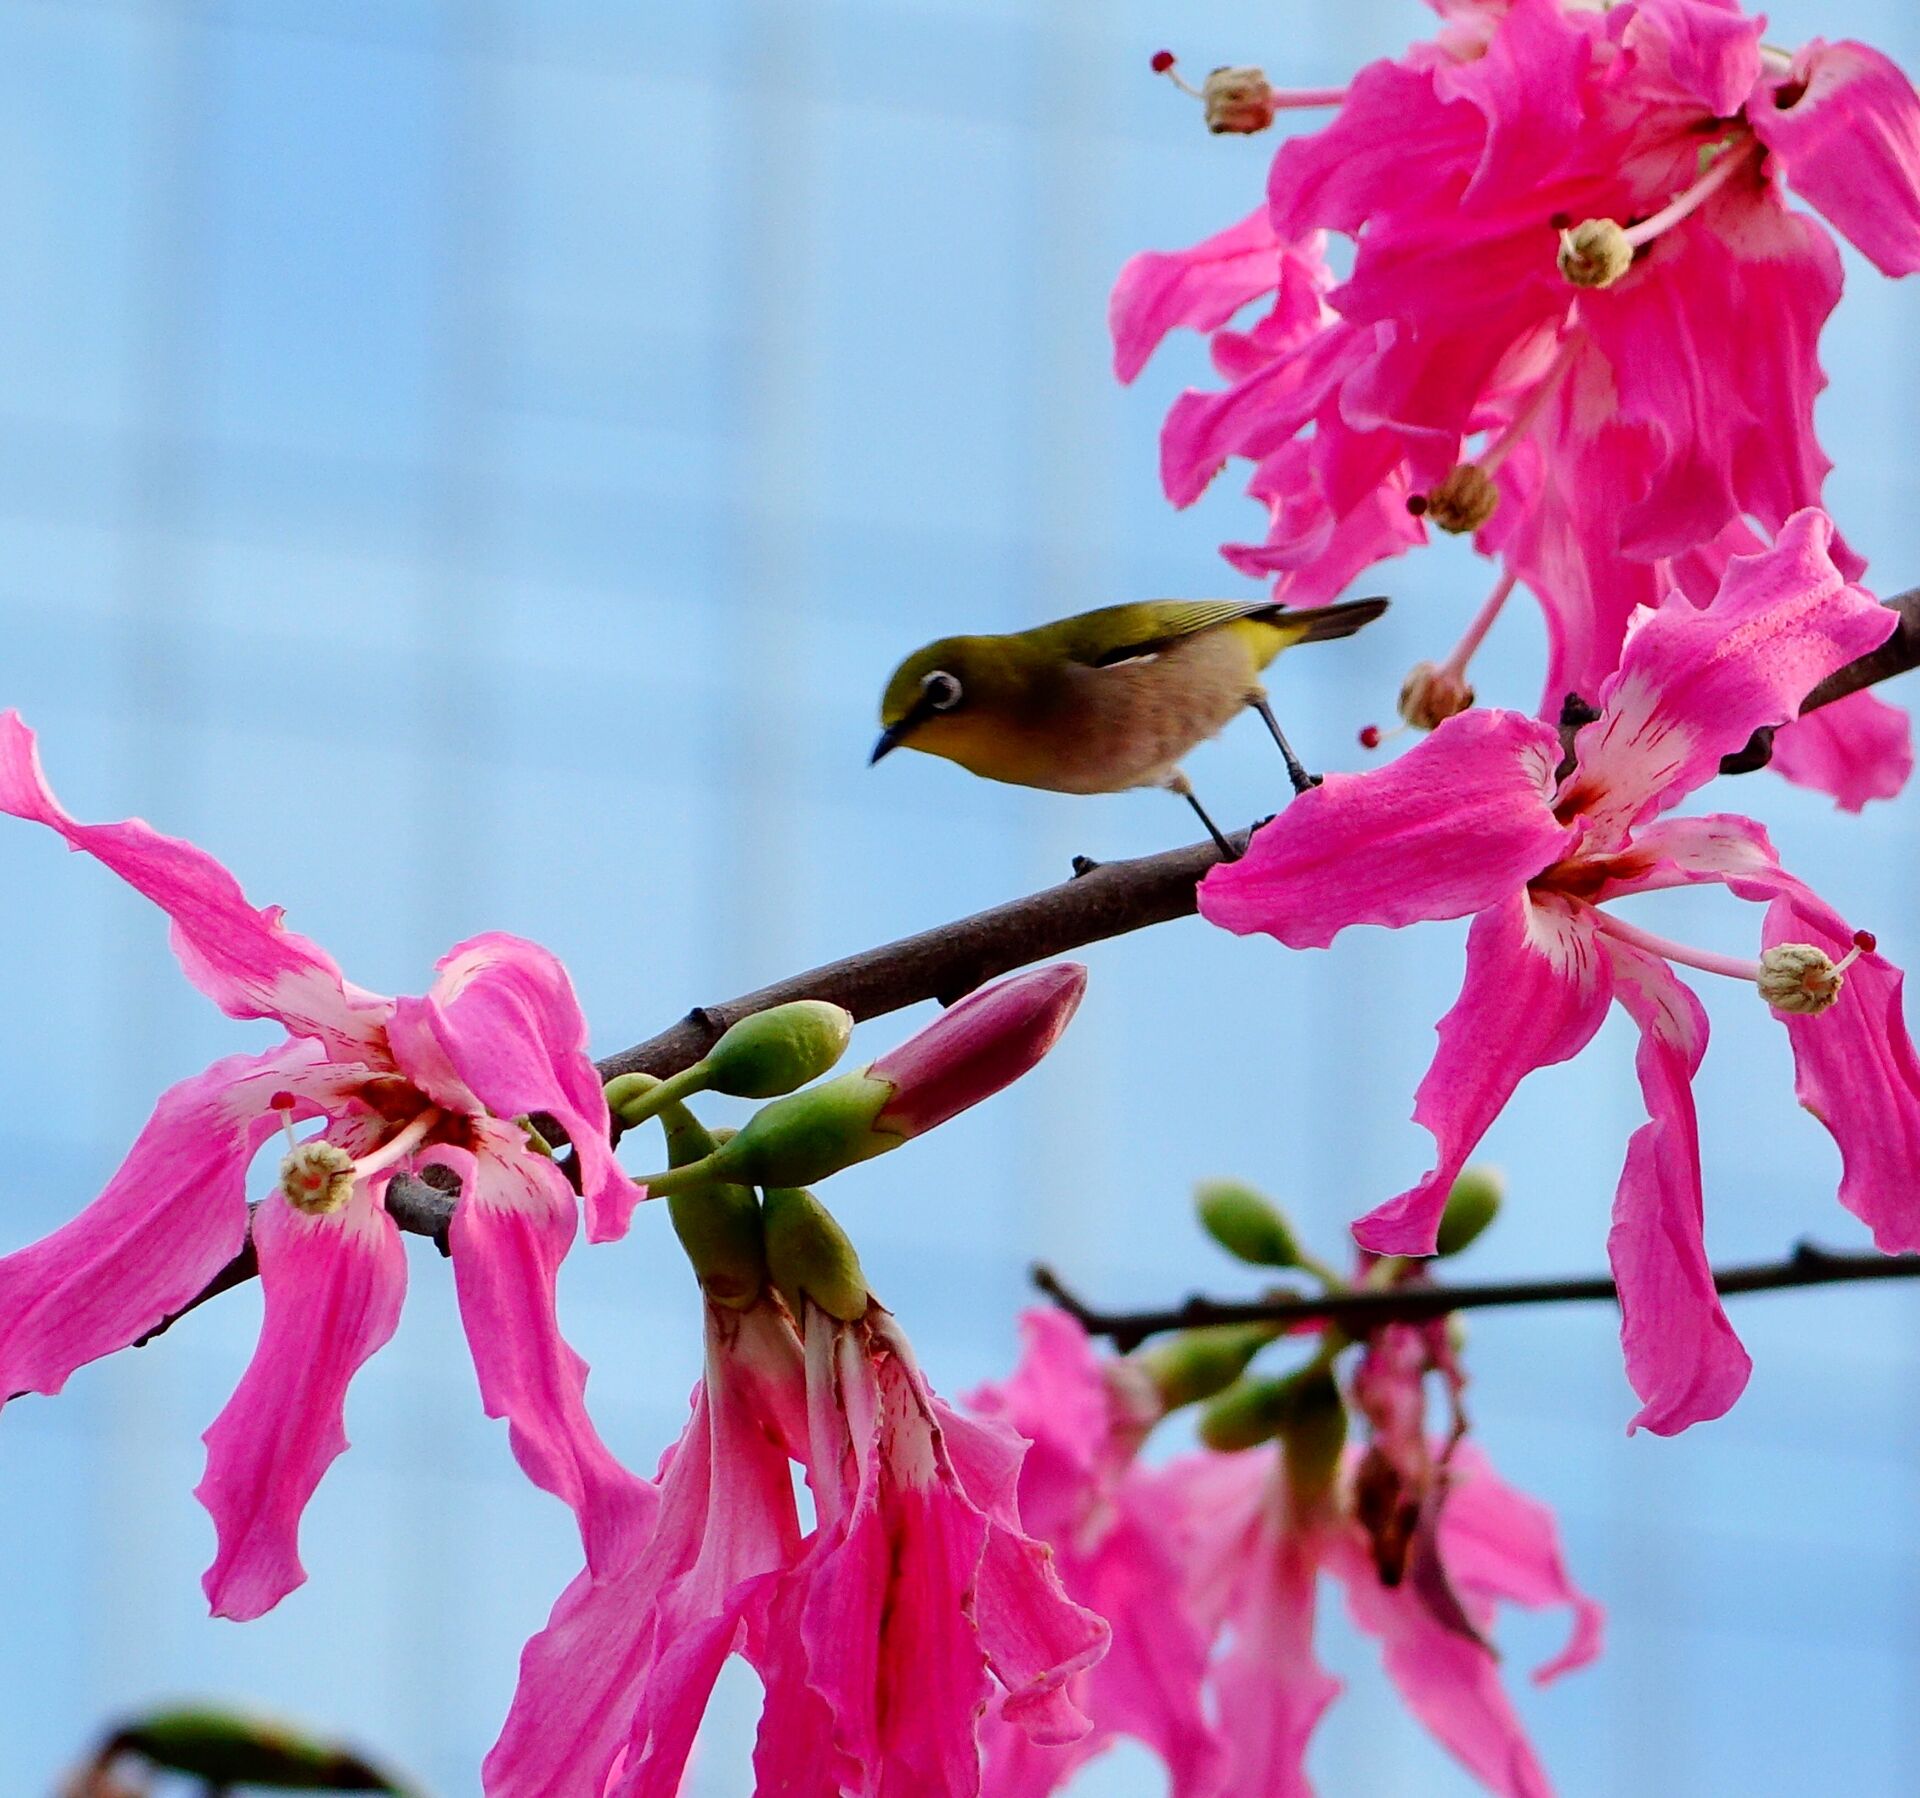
left=1032, top=1240, right=1920, bottom=1354
left=136, top=586, right=1920, bottom=1343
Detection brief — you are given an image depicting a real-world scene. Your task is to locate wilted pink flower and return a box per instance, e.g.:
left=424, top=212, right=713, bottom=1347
left=1114, top=0, right=1920, bottom=804
left=1202, top=512, right=1920, bottom=1433
left=488, top=1294, right=1107, bottom=1797
left=1171, top=1433, right=1600, bottom=1798
left=967, top=1310, right=1227, bottom=1798
left=0, top=713, right=647, bottom=1618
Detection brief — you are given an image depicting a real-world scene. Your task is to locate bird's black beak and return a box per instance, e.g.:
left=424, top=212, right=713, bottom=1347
left=869, top=722, right=908, bottom=765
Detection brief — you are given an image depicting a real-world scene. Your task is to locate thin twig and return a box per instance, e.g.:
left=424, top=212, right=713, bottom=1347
left=1031, top=1241, right=1920, bottom=1353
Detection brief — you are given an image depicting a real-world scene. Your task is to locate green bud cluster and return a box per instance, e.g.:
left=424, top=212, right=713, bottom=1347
left=1137, top=1322, right=1277, bottom=1411
left=606, top=999, right=857, bottom=1132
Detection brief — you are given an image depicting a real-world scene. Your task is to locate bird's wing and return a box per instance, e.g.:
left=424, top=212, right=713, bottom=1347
left=1039, top=599, right=1281, bottom=669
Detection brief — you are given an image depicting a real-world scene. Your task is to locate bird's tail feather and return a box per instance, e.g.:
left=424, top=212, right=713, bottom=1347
left=1274, top=595, right=1390, bottom=644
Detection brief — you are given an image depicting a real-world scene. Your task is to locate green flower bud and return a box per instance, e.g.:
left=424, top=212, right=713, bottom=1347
left=763, top=1185, right=870, bottom=1322
left=605, top=1002, right=857, bottom=1132
left=1279, top=1369, right=1348, bottom=1510
left=1194, top=1178, right=1303, bottom=1268
left=703, top=1070, right=899, bottom=1189
left=703, top=1001, right=856, bottom=1098
left=622, top=1074, right=768, bottom=1308
left=1199, top=1363, right=1348, bottom=1460
left=1136, top=1322, right=1277, bottom=1411
left=100, top=1706, right=409, bottom=1792
left=1434, top=1166, right=1503, bottom=1258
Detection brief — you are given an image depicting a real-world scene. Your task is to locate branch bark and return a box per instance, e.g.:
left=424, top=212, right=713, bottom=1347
left=1032, top=1240, right=1920, bottom=1353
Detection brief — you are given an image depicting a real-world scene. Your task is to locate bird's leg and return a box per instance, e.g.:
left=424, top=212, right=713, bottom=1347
left=1249, top=691, right=1322, bottom=795
left=1164, top=770, right=1238, bottom=860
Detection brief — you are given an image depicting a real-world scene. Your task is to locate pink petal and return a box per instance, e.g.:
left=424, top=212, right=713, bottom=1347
left=1438, top=1445, right=1604, bottom=1684
left=1200, top=711, right=1572, bottom=950
left=0, top=711, right=392, bottom=1061
left=196, top=1180, right=407, bottom=1620
left=940, top=1402, right=1108, bottom=1744
left=487, top=1305, right=802, bottom=1798
left=1192, top=1461, right=1337, bottom=1798
left=1768, top=690, right=1914, bottom=812
left=1562, top=512, right=1897, bottom=847
left=1754, top=41, right=1920, bottom=277
left=1333, top=1535, right=1552, bottom=1798
left=869, top=964, right=1087, bottom=1141
left=1618, top=0, right=1765, bottom=118
left=1356, top=893, right=1612, bottom=1257
left=0, top=1042, right=321, bottom=1403
left=391, top=933, right=642, bottom=1243
left=1598, top=936, right=1751, bottom=1434
left=1755, top=886, right=1920, bottom=1255
left=1109, top=209, right=1285, bottom=384
left=433, top=1129, right=651, bottom=1578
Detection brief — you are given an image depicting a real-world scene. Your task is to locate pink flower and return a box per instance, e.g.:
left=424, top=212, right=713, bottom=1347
left=1172, top=1435, right=1599, bottom=1798
left=1113, top=0, right=1920, bottom=803
left=486, top=1294, right=1108, bottom=1797
left=966, top=1310, right=1227, bottom=1798
left=1201, top=513, right=1920, bottom=1433
left=0, top=712, right=647, bottom=1618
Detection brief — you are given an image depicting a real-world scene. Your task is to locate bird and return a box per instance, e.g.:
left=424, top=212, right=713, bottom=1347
left=870, top=594, right=1389, bottom=855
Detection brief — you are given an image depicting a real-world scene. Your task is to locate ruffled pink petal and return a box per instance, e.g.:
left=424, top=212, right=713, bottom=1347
left=1618, top=0, right=1764, bottom=118
left=1356, top=893, right=1612, bottom=1257
left=1438, top=1445, right=1604, bottom=1684
left=1768, top=690, right=1913, bottom=812
left=0, top=711, right=393, bottom=1061
left=1562, top=512, right=1896, bottom=847
left=0, top=1041, right=327, bottom=1403
left=937, top=1398, right=1108, bottom=1745
left=1753, top=885, right=1920, bottom=1254
left=1110, top=209, right=1284, bottom=384
left=1332, top=1534, right=1551, bottom=1798
left=196, top=1179, right=407, bottom=1620
left=432, top=1128, right=651, bottom=1578
left=1754, top=40, right=1920, bottom=277
left=1597, top=935, right=1750, bottom=1434
left=1200, top=710, right=1572, bottom=950
left=391, top=933, right=642, bottom=1243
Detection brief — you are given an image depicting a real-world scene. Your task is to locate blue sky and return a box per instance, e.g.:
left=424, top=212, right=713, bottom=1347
left=3, top=1, right=1920, bottom=1792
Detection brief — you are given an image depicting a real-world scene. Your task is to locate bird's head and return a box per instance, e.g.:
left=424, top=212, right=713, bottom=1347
left=871, top=635, right=1041, bottom=771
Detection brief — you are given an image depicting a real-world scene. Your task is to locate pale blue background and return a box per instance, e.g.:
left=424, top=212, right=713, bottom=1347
left=3, top=0, right=1919, bottom=1792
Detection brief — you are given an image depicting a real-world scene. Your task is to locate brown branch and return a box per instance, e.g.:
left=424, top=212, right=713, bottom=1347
left=136, top=586, right=1920, bottom=1343
left=1033, top=1240, right=1920, bottom=1353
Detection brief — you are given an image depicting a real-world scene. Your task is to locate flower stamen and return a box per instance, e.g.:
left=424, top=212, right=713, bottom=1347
left=1151, top=51, right=1347, bottom=131
left=1559, top=138, right=1758, bottom=289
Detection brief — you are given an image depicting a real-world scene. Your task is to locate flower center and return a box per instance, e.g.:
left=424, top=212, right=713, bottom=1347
left=1558, top=137, right=1758, bottom=290
left=276, top=1107, right=443, bottom=1218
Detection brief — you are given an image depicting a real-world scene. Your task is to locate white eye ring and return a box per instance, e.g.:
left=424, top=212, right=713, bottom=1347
left=922, top=670, right=964, bottom=712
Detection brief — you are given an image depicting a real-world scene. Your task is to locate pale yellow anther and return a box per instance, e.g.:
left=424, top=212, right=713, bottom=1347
left=1757, top=943, right=1844, bottom=1016
left=279, top=1139, right=356, bottom=1216
left=1398, top=661, right=1476, bottom=732
left=1559, top=219, right=1633, bottom=289
left=1414, top=464, right=1499, bottom=535
left=1203, top=66, right=1278, bottom=134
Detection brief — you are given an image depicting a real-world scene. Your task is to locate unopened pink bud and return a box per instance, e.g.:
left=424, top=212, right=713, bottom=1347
left=869, top=963, right=1088, bottom=1140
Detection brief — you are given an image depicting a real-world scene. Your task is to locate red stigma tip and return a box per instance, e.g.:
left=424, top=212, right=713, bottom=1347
left=1151, top=49, right=1177, bottom=72
left=1359, top=724, right=1383, bottom=750
left=269, top=1090, right=295, bottom=1110
left=1854, top=929, right=1878, bottom=954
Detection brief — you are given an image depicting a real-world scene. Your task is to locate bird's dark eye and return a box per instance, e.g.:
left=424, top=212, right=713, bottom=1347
left=921, top=670, right=964, bottom=712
